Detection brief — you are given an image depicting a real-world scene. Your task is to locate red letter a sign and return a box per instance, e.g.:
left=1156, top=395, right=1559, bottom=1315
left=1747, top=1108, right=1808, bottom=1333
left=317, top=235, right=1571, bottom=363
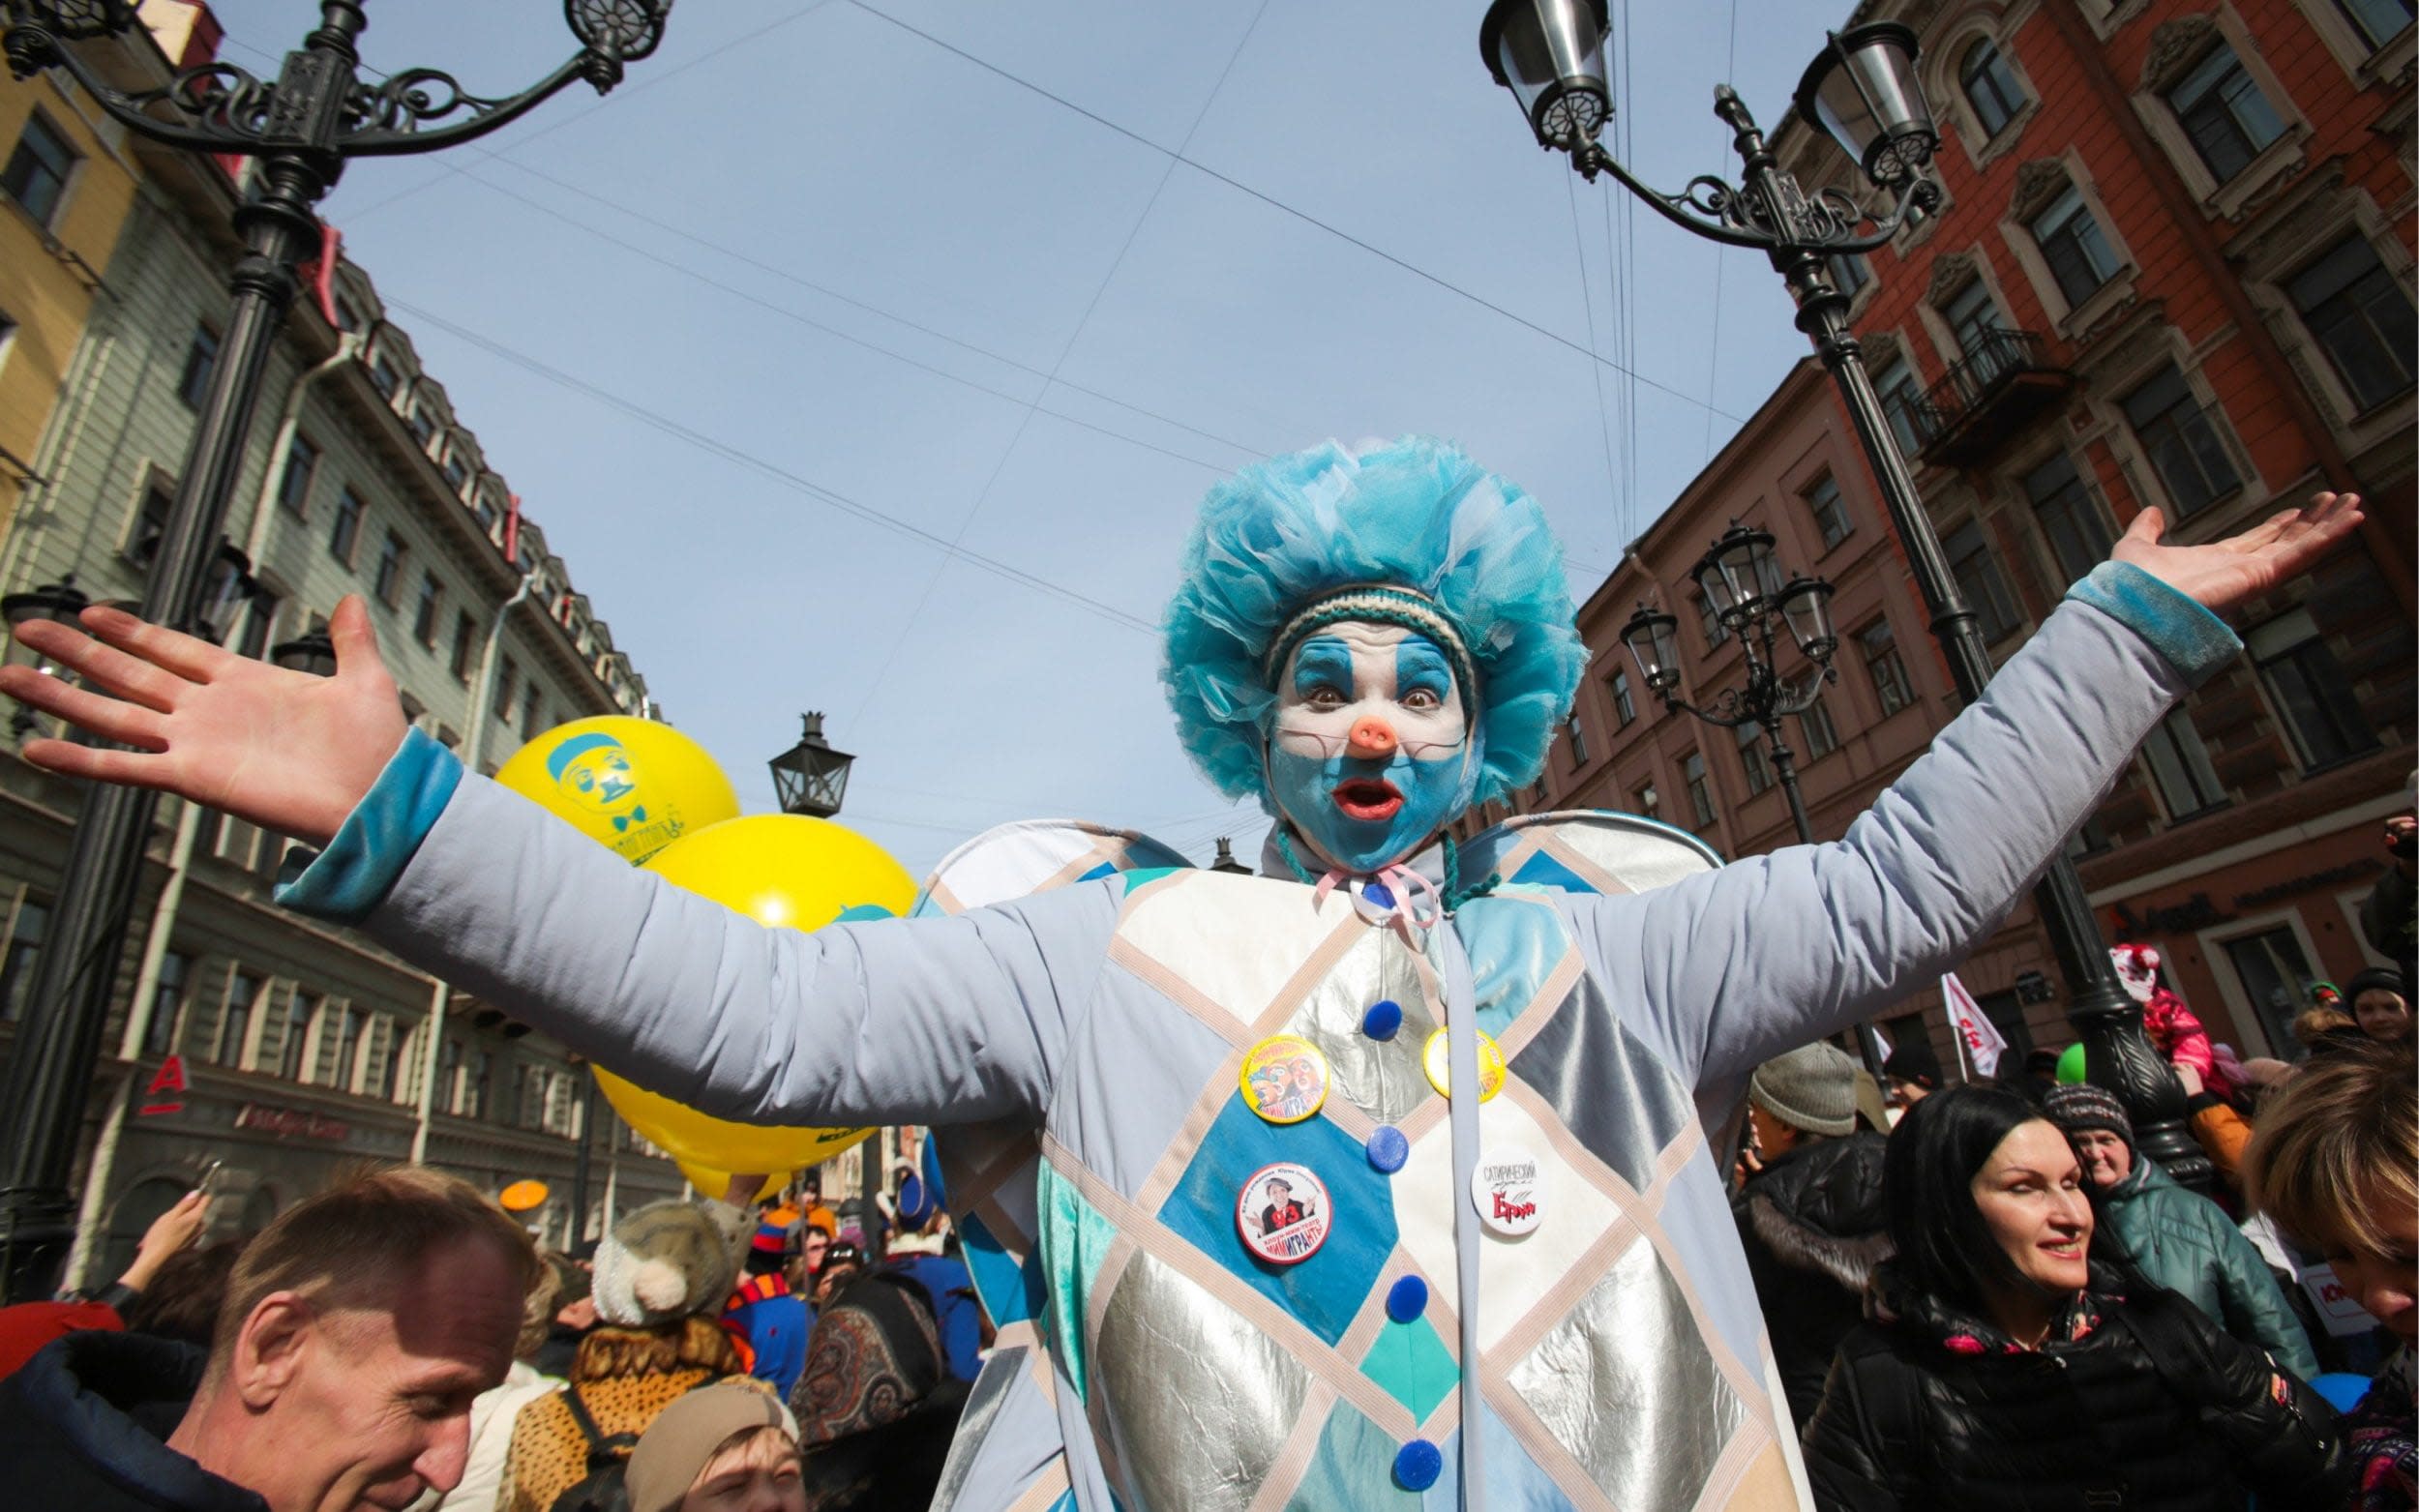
left=140, top=1055, right=188, bottom=1116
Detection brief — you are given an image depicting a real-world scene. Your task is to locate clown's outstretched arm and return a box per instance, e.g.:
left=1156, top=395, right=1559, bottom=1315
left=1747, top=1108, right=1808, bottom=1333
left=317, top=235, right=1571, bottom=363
left=0, top=599, right=1116, bottom=1126
left=1587, top=493, right=2362, bottom=1089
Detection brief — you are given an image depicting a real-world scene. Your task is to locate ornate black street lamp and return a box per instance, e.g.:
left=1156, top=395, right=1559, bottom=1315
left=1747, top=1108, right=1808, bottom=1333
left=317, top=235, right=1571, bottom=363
left=770, top=712, right=854, bottom=820
left=267, top=630, right=339, bottom=678
left=0, top=0, right=676, bottom=1299
left=2, top=577, right=89, bottom=739
left=1479, top=0, right=2205, bottom=1185
left=1622, top=523, right=1838, bottom=846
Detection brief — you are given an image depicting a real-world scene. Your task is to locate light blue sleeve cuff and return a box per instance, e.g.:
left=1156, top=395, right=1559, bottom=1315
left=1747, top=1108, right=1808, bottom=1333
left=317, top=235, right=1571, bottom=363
left=2063, top=560, right=2240, bottom=687
left=274, top=726, right=464, bottom=924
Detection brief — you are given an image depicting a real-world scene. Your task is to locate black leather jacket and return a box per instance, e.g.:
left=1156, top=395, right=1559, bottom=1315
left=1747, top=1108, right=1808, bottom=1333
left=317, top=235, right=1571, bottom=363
left=1802, top=1263, right=2351, bottom=1511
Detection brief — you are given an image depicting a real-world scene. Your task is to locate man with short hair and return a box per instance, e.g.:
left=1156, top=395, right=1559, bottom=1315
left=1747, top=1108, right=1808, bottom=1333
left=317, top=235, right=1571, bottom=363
left=2046, top=1082, right=2320, bottom=1379
left=0, top=1165, right=535, bottom=1511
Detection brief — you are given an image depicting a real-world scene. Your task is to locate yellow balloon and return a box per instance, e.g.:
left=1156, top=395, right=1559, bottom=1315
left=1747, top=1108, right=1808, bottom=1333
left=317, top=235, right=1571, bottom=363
left=494, top=717, right=739, bottom=866
left=595, top=814, right=919, bottom=1178
left=675, top=1163, right=785, bottom=1207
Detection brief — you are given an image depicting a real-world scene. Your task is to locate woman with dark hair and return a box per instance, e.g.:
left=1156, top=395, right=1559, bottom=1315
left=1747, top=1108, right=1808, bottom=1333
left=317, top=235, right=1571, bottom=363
left=1802, top=1085, right=2351, bottom=1510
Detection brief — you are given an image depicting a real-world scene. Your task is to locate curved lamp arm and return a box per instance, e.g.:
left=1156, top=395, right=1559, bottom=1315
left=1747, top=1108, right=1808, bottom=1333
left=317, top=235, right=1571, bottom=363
left=1574, top=140, right=1938, bottom=254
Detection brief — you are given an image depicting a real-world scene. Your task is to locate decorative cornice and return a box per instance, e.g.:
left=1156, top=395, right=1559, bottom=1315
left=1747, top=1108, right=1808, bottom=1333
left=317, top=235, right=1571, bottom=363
left=2138, top=15, right=2220, bottom=93
left=2009, top=158, right=2073, bottom=223
left=1926, top=250, right=1980, bottom=305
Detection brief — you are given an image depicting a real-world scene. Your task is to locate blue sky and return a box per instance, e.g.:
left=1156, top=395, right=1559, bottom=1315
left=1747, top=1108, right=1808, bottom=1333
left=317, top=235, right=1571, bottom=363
left=206, top=0, right=1864, bottom=875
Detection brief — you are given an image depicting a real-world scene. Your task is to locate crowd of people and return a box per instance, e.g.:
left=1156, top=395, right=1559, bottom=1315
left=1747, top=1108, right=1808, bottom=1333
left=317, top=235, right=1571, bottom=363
left=0, top=1160, right=984, bottom=1512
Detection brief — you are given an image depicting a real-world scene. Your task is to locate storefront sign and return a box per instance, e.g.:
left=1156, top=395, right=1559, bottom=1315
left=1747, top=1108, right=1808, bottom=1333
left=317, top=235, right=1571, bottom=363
left=138, top=1055, right=188, bottom=1116
left=234, top=1104, right=350, bottom=1142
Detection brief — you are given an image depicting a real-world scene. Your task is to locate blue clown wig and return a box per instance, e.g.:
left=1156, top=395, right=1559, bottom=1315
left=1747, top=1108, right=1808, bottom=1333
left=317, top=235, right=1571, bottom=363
left=1162, top=436, right=1586, bottom=811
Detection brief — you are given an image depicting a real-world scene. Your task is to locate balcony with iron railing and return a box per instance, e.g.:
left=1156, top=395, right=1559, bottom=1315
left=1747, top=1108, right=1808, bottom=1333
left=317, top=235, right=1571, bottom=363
left=1911, top=328, right=2076, bottom=467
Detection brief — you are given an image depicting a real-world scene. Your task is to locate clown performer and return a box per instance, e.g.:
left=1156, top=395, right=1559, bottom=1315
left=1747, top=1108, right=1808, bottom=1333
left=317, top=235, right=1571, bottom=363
left=1, top=439, right=2360, bottom=1509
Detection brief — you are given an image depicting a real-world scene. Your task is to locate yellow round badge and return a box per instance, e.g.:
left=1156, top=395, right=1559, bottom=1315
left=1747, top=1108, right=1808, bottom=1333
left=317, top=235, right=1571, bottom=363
left=1239, top=1034, right=1330, bottom=1124
left=1421, top=1028, right=1507, bottom=1102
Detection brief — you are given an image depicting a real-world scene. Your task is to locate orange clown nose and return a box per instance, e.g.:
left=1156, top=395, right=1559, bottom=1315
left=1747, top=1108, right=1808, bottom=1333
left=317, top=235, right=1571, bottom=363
left=1347, top=716, right=1398, bottom=758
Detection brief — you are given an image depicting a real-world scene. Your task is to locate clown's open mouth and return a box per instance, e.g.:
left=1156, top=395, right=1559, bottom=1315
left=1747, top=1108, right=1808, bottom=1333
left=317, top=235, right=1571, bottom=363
left=1331, top=778, right=1404, bottom=821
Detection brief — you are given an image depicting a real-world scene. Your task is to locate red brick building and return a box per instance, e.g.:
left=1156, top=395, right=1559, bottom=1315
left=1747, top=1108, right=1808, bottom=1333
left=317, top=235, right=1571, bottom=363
left=1504, top=0, right=2416, bottom=1074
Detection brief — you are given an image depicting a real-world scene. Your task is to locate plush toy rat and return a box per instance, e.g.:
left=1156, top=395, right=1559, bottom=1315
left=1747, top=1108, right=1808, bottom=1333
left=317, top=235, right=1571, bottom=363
left=591, top=1197, right=751, bottom=1329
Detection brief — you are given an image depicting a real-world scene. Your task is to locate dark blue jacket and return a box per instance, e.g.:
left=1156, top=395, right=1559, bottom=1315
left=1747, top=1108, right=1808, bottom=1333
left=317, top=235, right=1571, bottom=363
left=0, top=1329, right=264, bottom=1511
left=723, top=1272, right=813, bottom=1401
left=886, top=1253, right=981, bottom=1383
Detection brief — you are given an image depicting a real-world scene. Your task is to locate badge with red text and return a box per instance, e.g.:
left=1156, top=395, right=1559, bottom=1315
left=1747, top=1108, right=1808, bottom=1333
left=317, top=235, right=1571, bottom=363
left=1238, top=1161, right=1330, bottom=1265
left=1471, top=1144, right=1543, bottom=1237
left=1421, top=1028, right=1507, bottom=1103
left=1239, top=1034, right=1330, bottom=1124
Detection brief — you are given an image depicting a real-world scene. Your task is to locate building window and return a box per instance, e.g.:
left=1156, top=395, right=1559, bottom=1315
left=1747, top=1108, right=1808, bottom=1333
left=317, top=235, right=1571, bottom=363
left=175, top=325, right=221, bottom=410
left=370, top=353, right=400, bottom=399
left=373, top=529, right=405, bottom=607
left=2221, top=925, right=2317, bottom=1056
left=278, top=990, right=318, bottom=1082
left=2286, top=235, right=2416, bottom=411
left=333, top=294, right=364, bottom=334
left=1803, top=473, right=1852, bottom=550
left=1874, top=356, right=1927, bottom=457
left=218, top=971, right=264, bottom=1069
left=1943, top=520, right=2024, bottom=642
left=1975, top=988, right=2034, bottom=1060
left=438, top=1038, right=463, bottom=1115
left=450, top=611, right=478, bottom=682
left=275, top=436, right=318, bottom=518
left=0, top=899, right=50, bottom=1023
left=412, top=573, right=442, bottom=646
left=408, top=406, right=438, bottom=446
left=1682, top=752, right=1716, bottom=829
left=1959, top=38, right=2026, bottom=136
left=2248, top=609, right=2374, bottom=771
left=142, top=949, right=192, bottom=1057
left=441, top=451, right=469, bottom=491
left=2122, top=365, right=2242, bottom=517
left=521, top=680, right=544, bottom=737
left=1861, top=619, right=1914, bottom=716
left=1, top=109, right=77, bottom=227
left=1940, top=280, right=2006, bottom=363
left=2334, top=0, right=2414, bottom=46
left=2142, top=707, right=2225, bottom=818
left=328, top=489, right=365, bottom=565
left=470, top=1050, right=493, bottom=1118
left=326, top=1006, right=365, bottom=1092
left=1634, top=781, right=1658, bottom=819
left=2029, top=184, right=2122, bottom=308
left=1734, top=722, right=1773, bottom=796
left=2166, top=44, right=2285, bottom=183
left=1798, top=697, right=1839, bottom=760
left=1609, top=669, right=1635, bottom=726
left=374, top=1020, right=400, bottom=1099
left=1826, top=252, right=1871, bottom=297
left=1696, top=592, right=1729, bottom=650
left=493, top=659, right=518, bottom=721
left=2023, top=452, right=2115, bottom=584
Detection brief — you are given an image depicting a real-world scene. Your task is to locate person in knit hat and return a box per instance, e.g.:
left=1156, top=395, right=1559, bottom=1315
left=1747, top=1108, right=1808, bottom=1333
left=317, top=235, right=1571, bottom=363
left=2046, top=1083, right=2319, bottom=1379
left=1733, top=1040, right=1893, bottom=1425
left=626, top=1381, right=804, bottom=1512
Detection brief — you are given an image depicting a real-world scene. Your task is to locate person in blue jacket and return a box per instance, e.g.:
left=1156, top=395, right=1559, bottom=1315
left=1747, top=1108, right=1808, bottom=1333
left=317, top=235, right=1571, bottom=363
left=881, top=1172, right=981, bottom=1384
left=722, top=1217, right=812, bottom=1401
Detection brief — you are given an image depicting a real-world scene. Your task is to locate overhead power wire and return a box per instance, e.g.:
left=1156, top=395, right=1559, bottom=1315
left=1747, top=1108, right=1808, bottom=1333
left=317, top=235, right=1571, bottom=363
left=1700, top=0, right=1740, bottom=463
left=844, top=0, right=1743, bottom=424
left=380, top=296, right=1160, bottom=636
left=1565, top=172, right=1623, bottom=581
left=843, top=0, right=1273, bottom=733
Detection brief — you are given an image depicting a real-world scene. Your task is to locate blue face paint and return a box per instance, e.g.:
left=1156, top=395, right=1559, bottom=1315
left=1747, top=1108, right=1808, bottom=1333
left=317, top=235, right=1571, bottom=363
left=1266, top=625, right=1473, bottom=874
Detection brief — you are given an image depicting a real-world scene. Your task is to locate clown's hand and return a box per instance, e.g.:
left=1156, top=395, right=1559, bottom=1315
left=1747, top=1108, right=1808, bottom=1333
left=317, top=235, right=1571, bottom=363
left=0, top=594, right=405, bottom=847
left=2110, top=490, right=2362, bottom=614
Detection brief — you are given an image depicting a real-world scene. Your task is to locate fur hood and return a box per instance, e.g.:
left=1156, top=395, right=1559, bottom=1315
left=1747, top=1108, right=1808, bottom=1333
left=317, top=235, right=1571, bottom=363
left=1737, top=1131, right=1894, bottom=1296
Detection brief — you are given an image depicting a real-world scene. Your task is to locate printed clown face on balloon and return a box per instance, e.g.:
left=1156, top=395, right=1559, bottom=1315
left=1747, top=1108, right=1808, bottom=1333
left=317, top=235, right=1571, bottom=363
left=549, top=732, right=642, bottom=822
left=1268, top=620, right=1473, bottom=874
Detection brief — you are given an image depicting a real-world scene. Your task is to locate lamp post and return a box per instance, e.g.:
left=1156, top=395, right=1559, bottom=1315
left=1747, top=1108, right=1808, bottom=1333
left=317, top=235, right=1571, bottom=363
left=0, top=0, right=676, bottom=1299
left=1478, top=0, right=2206, bottom=1186
left=769, top=713, right=855, bottom=819
left=1620, top=523, right=1838, bottom=847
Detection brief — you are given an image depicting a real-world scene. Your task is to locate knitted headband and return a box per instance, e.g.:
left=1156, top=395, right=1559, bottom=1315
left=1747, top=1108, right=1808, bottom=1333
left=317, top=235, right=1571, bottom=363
left=1264, top=585, right=1478, bottom=700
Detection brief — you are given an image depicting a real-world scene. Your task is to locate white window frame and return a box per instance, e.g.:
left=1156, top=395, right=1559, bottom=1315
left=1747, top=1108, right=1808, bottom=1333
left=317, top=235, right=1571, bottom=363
left=1998, top=153, right=2140, bottom=338
left=1925, top=25, right=2043, bottom=171
left=2292, top=0, right=2416, bottom=93
left=2196, top=908, right=2328, bottom=1058
left=2131, top=7, right=2312, bottom=221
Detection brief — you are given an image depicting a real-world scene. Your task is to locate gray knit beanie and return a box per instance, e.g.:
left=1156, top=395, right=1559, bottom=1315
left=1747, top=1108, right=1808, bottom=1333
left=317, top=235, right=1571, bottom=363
left=2044, top=1082, right=2134, bottom=1148
left=1747, top=1041, right=1860, bottom=1139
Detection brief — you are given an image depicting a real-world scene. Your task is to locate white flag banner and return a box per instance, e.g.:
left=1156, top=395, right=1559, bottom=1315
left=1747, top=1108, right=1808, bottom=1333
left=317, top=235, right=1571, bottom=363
left=1943, top=971, right=2009, bottom=1080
